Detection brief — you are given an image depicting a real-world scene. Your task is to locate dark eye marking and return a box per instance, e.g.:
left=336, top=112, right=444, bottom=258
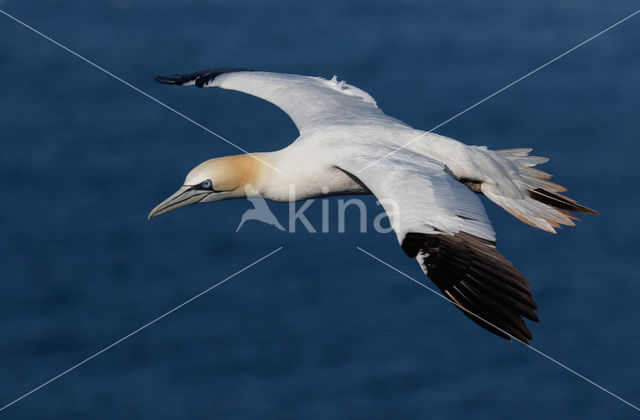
left=200, top=179, right=213, bottom=190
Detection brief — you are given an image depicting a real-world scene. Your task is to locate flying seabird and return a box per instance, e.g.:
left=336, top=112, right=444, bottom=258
left=148, top=69, right=597, bottom=343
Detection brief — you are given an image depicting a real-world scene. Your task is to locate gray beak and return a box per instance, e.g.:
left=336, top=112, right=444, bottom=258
left=148, top=186, right=209, bottom=219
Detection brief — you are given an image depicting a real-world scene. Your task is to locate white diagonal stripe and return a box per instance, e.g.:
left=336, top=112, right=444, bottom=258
left=356, top=246, right=640, bottom=413
left=0, top=9, right=283, bottom=174
left=0, top=246, right=284, bottom=413
left=357, top=9, right=640, bottom=173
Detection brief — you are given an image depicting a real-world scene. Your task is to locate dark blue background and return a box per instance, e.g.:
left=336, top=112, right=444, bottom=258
left=1, top=1, right=639, bottom=418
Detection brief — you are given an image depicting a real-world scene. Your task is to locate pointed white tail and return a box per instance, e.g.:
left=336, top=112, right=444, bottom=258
left=482, top=148, right=597, bottom=233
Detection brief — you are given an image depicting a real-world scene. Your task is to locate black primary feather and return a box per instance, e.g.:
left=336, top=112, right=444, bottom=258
left=154, top=67, right=253, bottom=87
left=402, top=231, right=538, bottom=343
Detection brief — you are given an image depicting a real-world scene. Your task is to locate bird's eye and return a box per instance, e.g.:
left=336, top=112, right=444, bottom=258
left=200, top=179, right=213, bottom=190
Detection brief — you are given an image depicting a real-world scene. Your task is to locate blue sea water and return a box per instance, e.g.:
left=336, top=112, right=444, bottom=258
left=1, top=1, right=639, bottom=418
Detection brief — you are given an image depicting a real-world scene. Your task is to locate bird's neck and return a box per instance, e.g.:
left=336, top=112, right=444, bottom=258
left=222, top=150, right=304, bottom=201
left=224, top=149, right=369, bottom=202
left=222, top=150, right=362, bottom=202
left=214, top=152, right=280, bottom=199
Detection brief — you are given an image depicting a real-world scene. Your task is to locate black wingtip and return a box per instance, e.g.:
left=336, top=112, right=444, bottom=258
left=153, top=75, right=182, bottom=85
left=405, top=231, right=538, bottom=344
left=153, top=68, right=254, bottom=87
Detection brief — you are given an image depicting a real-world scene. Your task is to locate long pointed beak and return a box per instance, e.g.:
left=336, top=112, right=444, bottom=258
left=148, top=186, right=209, bottom=219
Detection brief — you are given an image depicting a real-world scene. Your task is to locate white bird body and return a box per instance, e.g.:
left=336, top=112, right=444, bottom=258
left=149, top=69, right=598, bottom=343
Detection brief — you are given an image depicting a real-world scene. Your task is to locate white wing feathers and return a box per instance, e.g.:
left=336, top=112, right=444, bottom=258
left=154, top=69, right=407, bottom=135
left=338, top=151, right=540, bottom=343
left=337, top=151, right=496, bottom=244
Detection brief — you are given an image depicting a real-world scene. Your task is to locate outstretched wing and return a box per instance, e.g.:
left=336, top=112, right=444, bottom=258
left=338, top=151, right=539, bottom=343
left=154, top=68, right=408, bottom=135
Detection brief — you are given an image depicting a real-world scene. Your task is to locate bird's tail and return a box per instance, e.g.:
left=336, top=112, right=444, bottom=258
left=481, top=148, right=598, bottom=233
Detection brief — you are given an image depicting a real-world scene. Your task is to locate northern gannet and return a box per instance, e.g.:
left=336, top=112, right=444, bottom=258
left=148, top=68, right=597, bottom=343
